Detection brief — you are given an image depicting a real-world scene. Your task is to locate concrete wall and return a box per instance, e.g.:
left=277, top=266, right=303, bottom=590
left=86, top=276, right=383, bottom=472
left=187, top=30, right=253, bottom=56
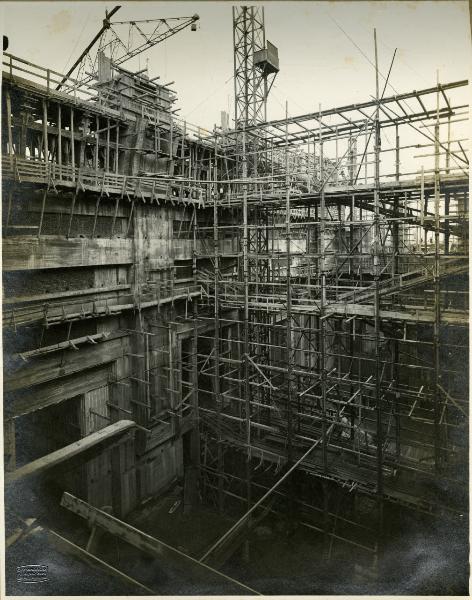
left=2, top=76, right=206, bottom=518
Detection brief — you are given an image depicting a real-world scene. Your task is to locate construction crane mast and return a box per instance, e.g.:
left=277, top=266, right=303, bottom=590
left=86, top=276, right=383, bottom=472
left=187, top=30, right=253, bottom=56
left=233, top=6, right=279, bottom=127
left=232, top=6, right=279, bottom=175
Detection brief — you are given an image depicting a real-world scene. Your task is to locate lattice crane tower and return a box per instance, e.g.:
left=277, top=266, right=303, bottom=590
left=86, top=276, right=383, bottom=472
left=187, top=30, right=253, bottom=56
left=232, top=6, right=279, bottom=175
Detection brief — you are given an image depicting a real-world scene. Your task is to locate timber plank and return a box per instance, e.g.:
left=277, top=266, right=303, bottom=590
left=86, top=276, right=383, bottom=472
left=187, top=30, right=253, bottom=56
left=5, top=420, right=136, bottom=484
left=3, top=237, right=133, bottom=271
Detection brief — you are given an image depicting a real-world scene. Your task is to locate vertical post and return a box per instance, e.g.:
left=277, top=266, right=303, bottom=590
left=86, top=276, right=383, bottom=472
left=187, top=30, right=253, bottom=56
left=334, top=126, right=338, bottom=185
left=242, top=122, right=252, bottom=559
left=5, top=89, right=14, bottom=168
left=393, top=196, right=399, bottom=279
left=79, top=115, right=88, bottom=168
left=145, top=332, right=151, bottom=419
left=445, top=191, right=450, bottom=254
left=58, top=104, right=62, bottom=179
left=446, top=114, right=451, bottom=175
left=182, top=120, right=186, bottom=176
left=168, top=327, right=179, bottom=434
left=250, top=6, right=257, bottom=177
left=106, top=118, right=110, bottom=172
left=213, top=129, right=224, bottom=513
left=420, top=166, right=425, bottom=227
left=394, top=339, right=401, bottom=460
left=37, top=188, right=48, bottom=239
left=42, top=99, right=49, bottom=167
left=319, top=103, right=327, bottom=474
left=67, top=191, right=78, bottom=239
left=348, top=134, right=353, bottom=184
left=433, top=71, right=441, bottom=471
left=70, top=107, right=75, bottom=181
left=319, top=101, right=329, bottom=556
left=307, top=139, right=311, bottom=193
left=95, top=115, right=99, bottom=175
left=285, top=100, right=294, bottom=473
left=170, top=113, right=174, bottom=174
left=191, top=205, right=201, bottom=468
left=189, top=142, right=193, bottom=186
left=349, top=194, right=355, bottom=276
left=115, top=123, right=120, bottom=174
left=232, top=6, right=239, bottom=177
left=91, top=192, right=101, bottom=239
left=373, top=28, right=384, bottom=554
left=395, top=124, right=400, bottom=183
left=19, top=105, right=27, bottom=158
left=154, top=110, right=159, bottom=167
left=352, top=137, right=357, bottom=187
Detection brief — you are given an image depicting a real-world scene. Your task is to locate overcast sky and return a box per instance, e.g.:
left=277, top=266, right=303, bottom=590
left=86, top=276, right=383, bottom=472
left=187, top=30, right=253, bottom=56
left=1, top=1, right=470, bottom=131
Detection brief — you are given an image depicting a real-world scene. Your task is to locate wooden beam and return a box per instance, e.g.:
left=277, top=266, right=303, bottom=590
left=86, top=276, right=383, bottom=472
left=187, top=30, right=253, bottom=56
left=7, top=364, right=111, bottom=418
left=325, top=302, right=468, bottom=325
left=5, top=420, right=136, bottom=484
left=6, top=518, right=38, bottom=548
left=47, top=529, right=157, bottom=594
left=60, top=492, right=261, bottom=595
left=4, top=283, right=131, bottom=306
left=5, top=336, right=127, bottom=393
left=2, top=236, right=133, bottom=271
left=17, top=332, right=105, bottom=360
left=26, top=192, right=128, bottom=217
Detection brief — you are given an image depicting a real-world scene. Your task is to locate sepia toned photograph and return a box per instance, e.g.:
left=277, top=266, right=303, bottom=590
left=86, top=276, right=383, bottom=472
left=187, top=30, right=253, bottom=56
left=1, top=0, right=470, bottom=596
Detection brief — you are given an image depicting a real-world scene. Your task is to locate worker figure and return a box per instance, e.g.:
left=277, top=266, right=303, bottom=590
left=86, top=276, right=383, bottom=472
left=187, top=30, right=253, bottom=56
left=340, top=415, right=351, bottom=441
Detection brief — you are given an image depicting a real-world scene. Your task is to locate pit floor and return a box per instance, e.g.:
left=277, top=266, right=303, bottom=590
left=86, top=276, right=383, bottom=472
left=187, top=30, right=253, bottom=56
left=5, top=482, right=469, bottom=595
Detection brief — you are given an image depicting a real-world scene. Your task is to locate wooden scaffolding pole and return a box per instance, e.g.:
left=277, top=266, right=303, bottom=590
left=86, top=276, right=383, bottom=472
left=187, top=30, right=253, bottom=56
left=213, top=128, right=224, bottom=512
left=373, top=28, right=384, bottom=555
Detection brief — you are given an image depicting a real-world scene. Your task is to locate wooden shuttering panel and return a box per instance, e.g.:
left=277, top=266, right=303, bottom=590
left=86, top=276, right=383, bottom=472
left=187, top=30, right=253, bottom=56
left=81, top=385, right=110, bottom=436
left=3, top=237, right=133, bottom=271
left=82, top=386, right=112, bottom=507
left=138, top=438, right=183, bottom=500
left=81, top=386, right=137, bottom=514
